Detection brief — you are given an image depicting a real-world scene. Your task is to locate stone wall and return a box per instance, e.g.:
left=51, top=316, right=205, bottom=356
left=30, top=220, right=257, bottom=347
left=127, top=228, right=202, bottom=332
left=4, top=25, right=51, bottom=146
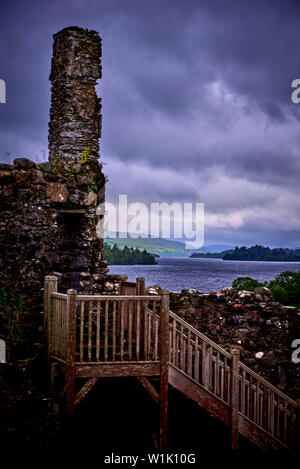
left=147, top=285, right=300, bottom=398
left=0, top=157, right=107, bottom=319
left=49, top=27, right=102, bottom=163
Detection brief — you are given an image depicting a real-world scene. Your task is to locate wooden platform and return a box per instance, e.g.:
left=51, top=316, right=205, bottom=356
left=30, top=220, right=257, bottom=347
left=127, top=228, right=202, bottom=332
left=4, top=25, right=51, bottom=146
left=44, top=275, right=300, bottom=450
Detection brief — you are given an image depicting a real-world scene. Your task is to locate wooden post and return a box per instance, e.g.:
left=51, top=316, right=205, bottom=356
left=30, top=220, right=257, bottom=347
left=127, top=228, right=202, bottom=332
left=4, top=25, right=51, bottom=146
left=50, top=362, right=60, bottom=394
left=44, top=276, right=57, bottom=368
left=136, top=277, right=145, bottom=295
left=230, top=349, right=240, bottom=450
left=201, top=342, right=210, bottom=388
left=159, top=290, right=169, bottom=449
left=137, top=277, right=145, bottom=348
left=118, top=275, right=128, bottom=295
left=66, top=289, right=77, bottom=414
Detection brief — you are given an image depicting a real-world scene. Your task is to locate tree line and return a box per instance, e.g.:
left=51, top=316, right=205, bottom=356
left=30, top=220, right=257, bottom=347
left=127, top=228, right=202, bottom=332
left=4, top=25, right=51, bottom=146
left=224, top=245, right=300, bottom=261
left=104, top=243, right=158, bottom=265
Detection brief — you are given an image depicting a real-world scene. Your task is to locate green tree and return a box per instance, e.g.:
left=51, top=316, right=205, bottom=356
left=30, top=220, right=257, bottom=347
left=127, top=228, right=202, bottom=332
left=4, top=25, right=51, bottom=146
left=232, top=276, right=265, bottom=291
left=268, top=271, right=300, bottom=306
left=103, top=243, right=157, bottom=265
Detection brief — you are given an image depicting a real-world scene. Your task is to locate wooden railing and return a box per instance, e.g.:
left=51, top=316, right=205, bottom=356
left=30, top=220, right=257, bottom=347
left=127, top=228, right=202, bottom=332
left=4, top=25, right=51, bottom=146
left=75, top=295, right=161, bottom=363
left=48, top=293, right=162, bottom=364
left=169, top=311, right=232, bottom=405
left=168, top=310, right=299, bottom=449
left=44, top=275, right=299, bottom=449
left=49, top=293, right=68, bottom=362
left=238, top=362, right=298, bottom=447
left=44, top=275, right=164, bottom=366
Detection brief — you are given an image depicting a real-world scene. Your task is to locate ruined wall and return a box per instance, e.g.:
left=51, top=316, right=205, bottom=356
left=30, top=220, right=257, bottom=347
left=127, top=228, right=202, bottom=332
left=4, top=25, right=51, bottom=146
left=165, top=286, right=300, bottom=398
left=0, top=27, right=110, bottom=320
left=145, top=284, right=300, bottom=398
left=49, top=27, right=102, bottom=163
left=0, top=157, right=107, bottom=318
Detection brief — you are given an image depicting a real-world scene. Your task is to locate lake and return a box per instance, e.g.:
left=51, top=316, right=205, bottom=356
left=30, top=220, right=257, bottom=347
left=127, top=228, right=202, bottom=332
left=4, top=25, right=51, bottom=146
left=108, top=257, right=300, bottom=292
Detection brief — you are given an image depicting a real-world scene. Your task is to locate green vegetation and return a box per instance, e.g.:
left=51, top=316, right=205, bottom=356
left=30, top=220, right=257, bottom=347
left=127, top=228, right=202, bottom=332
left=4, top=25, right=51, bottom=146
left=80, top=146, right=91, bottom=164
left=0, top=285, right=24, bottom=344
left=232, top=270, right=300, bottom=307
left=88, top=181, right=97, bottom=191
left=232, top=277, right=265, bottom=291
left=223, top=245, right=300, bottom=261
left=190, top=245, right=300, bottom=261
left=104, top=243, right=158, bottom=265
left=190, top=250, right=233, bottom=259
left=52, top=152, right=63, bottom=173
left=105, top=235, right=234, bottom=258
left=269, top=285, right=289, bottom=305
left=104, top=235, right=189, bottom=257
left=268, top=271, right=300, bottom=305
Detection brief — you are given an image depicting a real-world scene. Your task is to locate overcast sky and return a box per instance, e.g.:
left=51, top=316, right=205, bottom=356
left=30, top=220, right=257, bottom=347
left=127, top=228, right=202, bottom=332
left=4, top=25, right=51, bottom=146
left=1, top=0, right=300, bottom=247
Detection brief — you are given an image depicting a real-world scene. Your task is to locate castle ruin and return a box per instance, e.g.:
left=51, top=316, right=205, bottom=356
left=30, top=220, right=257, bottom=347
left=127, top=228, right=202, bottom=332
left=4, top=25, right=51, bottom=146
left=0, top=27, right=114, bottom=319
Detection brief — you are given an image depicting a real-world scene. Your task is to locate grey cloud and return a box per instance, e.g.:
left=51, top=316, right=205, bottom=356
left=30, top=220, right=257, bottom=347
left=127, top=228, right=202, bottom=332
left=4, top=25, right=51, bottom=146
left=1, top=0, right=300, bottom=246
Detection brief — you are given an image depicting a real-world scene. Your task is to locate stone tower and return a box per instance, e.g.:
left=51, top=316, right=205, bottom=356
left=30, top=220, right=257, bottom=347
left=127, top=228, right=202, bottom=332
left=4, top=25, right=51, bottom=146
left=0, top=27, right=111, bottom=323
left=49, top=26, right=102, bottom=162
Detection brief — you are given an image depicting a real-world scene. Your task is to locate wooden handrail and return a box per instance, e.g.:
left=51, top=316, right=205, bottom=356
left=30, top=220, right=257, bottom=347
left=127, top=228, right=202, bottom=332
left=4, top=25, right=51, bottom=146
left=169, top=309, right=297, bottom=405
left=48, top=293, right=297, bottom=408
left=169, top=309, right=297, bottom=406
left=51, top=293, right=67, bottom=299
left=168, top=308, right=298, bottom=448
left=239, top=362, right=297, bottom=407
left=169, top=310, right=232, bottom=358
left=45, top=275, right=298, bottom=449
left=76, top=295, right=161, bottom=301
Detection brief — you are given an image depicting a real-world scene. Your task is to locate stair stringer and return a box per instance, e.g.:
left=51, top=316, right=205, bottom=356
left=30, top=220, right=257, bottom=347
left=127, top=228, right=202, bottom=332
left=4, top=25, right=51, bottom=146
left=168, top=364, right=287, bottom=450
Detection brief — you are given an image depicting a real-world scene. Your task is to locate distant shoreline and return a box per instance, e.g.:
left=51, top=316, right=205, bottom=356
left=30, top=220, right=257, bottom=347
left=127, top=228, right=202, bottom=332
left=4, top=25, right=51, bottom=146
left=190, top=245, right=300, bottom=262
left=189, top=255, right=300, bottom=263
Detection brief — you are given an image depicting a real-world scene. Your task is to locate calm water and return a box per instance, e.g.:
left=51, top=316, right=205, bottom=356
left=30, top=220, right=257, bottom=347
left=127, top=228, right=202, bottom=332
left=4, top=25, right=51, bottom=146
left=108, top=257, right=300, bottom=292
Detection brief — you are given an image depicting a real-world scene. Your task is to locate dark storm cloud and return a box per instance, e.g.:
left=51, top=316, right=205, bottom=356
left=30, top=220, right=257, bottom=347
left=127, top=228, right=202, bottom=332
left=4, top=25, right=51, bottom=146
left=1, top=0, right=300, bottom=246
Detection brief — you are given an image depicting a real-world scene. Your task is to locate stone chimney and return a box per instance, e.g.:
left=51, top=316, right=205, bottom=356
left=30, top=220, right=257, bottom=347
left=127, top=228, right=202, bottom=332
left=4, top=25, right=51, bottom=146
left=48, top=26, right=102, bottom=162
left=0, top=27, right=110, bottom=322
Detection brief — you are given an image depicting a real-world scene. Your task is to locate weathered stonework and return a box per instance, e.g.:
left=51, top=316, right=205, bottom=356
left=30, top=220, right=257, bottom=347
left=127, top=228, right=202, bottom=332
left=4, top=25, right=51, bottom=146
left=48, top=27, right=102, bottom=163
left=0, top=27, right=109, bottom=319
left=146, top=285, right=300, bottom=398
left=0, top=158, right=108, bottom=318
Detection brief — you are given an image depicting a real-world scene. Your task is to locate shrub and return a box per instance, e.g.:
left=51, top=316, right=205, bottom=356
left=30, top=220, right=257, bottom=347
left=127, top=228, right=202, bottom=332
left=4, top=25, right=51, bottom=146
left=268, top=270, right=300, bottom=306
left=270, top=285, right=289, bottom=305
left=232, top=276, right=265, bottom=292
left=0, top=285, right=24, bottom=344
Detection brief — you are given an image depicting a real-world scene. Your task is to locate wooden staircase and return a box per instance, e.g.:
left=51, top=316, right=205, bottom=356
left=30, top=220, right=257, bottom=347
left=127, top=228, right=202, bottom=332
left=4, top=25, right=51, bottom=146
left=44, top=275, right=300, bottom=450
left=167, top=311, right=299, bottom=450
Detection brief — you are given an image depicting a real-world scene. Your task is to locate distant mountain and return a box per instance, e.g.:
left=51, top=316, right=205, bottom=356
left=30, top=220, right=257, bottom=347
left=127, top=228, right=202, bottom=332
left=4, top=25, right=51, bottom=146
left=104, top=235, right=189, bottom=257
left=104, top=232, right=235, bottom=257
left=196, top=244, right=235, bottom=253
